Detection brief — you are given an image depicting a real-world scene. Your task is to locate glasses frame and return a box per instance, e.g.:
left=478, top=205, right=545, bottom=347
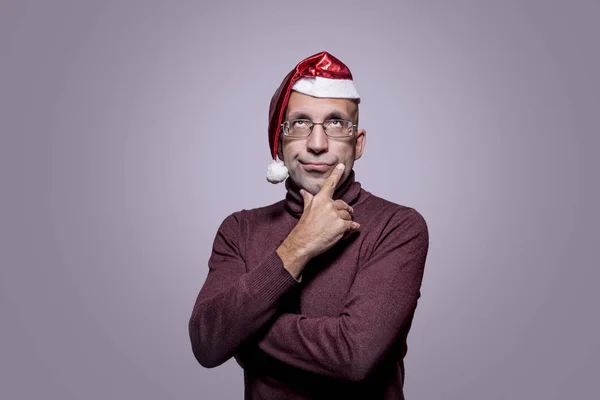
left=280, top=119, right=357, bottom=138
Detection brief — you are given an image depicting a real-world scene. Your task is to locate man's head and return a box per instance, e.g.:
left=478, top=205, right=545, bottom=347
left=266, top=51, right=366, bottom=191
left=277, top=91, right=366, bottom=194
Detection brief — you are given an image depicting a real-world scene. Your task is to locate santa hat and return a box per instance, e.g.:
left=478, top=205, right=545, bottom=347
left=266, top=51, right=360, bottom=183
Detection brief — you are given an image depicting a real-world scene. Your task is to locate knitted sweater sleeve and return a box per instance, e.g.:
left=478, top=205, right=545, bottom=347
left=256, top=208, right=429, bottom=382
left=188, top=212, right=300, bottom=368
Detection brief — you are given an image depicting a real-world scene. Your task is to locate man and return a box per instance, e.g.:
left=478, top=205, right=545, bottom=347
left=189, top=51, right=429, bottom=399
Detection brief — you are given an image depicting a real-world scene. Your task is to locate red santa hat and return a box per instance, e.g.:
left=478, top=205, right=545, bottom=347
left=266, top=51, right=360, bottom=183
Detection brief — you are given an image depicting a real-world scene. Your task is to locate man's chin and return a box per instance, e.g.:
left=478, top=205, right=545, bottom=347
left=290, top=172, right=328, bottom=195
left=297, top=180, right=324, bottom=196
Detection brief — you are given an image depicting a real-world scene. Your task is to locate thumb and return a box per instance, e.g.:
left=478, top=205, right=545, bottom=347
left=300, top=189, right=314, bottom=210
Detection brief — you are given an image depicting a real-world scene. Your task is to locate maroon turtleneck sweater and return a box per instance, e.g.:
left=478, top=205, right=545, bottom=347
left=189, top=171, right=429, bottom=399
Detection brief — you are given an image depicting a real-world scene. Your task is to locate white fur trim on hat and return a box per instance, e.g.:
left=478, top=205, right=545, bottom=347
left=292, top=76, right=360, bottom=99
left=266, top=159, right=288, bottom=183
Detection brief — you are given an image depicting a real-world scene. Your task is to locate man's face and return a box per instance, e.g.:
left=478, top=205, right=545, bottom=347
left=277, top=91, right=366, bottom=195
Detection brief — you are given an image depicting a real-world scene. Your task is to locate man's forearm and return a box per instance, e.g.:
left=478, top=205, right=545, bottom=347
left=189, top=230, right=301, bottom=369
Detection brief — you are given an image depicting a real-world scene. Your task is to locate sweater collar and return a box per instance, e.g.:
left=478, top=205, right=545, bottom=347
left=284, top=169, right=362, bottom=218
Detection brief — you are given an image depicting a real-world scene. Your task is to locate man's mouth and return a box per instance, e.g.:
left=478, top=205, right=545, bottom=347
left=301, top=161, right=334, bottom=172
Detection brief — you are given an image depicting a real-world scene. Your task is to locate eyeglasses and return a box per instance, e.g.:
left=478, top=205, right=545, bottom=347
left=281, top=119, right=356, bottom=138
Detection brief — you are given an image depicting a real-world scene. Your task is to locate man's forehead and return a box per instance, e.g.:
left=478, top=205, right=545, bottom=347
left=286, top=91, right=358, bottom=116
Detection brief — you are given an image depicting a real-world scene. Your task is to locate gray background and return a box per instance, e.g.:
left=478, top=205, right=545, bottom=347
left=1, top=0, right=598, bottom=399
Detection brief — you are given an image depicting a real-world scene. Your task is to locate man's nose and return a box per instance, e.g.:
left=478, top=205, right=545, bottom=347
left=306, top=124, right=328, bottom=153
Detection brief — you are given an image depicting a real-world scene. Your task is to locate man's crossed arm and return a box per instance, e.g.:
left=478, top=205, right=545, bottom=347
left=188, top=164, right=357, bottom=368
left=255, top=210, right=428, bottom=382
left=189, top=165, right=428, bottom=380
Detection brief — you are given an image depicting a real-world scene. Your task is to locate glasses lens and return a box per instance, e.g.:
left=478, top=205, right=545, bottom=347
left=325, top=120, right=353, bottom=137
left=287, top=120, right=312, bottom=136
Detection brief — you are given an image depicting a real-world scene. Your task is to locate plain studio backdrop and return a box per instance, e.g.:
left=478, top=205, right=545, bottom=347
left=1, top=1, right=598, bottom=399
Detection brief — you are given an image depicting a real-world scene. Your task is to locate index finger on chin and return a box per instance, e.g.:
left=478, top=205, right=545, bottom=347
left=319, top=163, right=345, bottom=198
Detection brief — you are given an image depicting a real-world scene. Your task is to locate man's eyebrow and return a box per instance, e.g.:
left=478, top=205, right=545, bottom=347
left=323, top=111, right=351, bottom=121
left=287, top=111, right=311, bottom=120
left=287, top=110, right=351, bottom=121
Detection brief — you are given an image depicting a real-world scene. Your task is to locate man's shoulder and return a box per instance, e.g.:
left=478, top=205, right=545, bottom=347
left=358, top=188, right=428, bottom=232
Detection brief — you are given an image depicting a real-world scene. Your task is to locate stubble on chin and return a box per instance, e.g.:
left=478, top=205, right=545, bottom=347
left=305, top=183, right=323, bottom=195
left=291, top=174, right=323, bottom=196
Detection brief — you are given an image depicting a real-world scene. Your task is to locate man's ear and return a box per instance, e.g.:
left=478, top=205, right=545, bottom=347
left=354, top=128, right=366, bottom=160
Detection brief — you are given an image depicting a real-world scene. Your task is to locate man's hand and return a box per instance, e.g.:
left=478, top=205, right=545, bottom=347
left=277, top=163, right=360, bottom=279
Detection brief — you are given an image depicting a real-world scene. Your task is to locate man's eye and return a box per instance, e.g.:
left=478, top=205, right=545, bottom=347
left=328, top=119, right=342, bottom=126
left=293, top=120, right=309, bottom=127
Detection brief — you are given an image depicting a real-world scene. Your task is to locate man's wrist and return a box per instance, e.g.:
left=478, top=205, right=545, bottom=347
left=276, top=235, right=311, bottom=280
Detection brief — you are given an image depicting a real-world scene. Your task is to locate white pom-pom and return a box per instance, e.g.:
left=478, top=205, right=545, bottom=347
left=266, top=159, right=288, bottom=183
